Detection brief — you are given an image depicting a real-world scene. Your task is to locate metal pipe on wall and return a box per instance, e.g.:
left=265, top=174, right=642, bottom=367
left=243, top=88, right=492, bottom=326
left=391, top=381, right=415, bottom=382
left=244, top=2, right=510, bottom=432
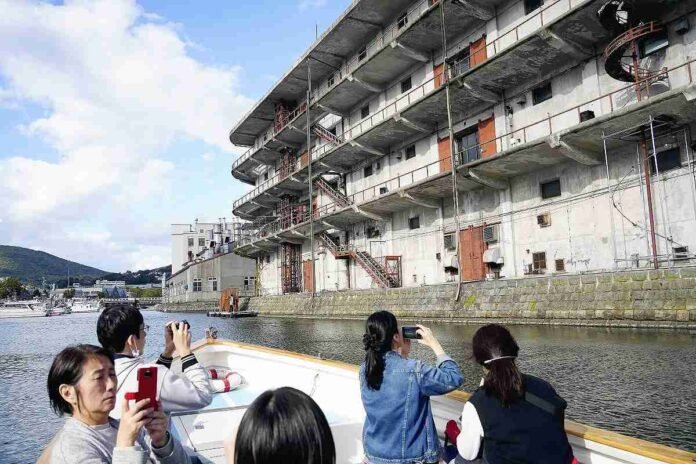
left=639, top=128, right=659, bottom=269
left=440, top=0, right=463, bottom=301
left=307, top=58, right=316, bottom=296
left=603, top=134, right=618, bottom=268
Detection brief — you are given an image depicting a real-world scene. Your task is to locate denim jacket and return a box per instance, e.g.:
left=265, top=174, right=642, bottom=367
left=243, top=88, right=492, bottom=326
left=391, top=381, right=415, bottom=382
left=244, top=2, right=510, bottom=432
left=360, top=351, right=464, bottom=464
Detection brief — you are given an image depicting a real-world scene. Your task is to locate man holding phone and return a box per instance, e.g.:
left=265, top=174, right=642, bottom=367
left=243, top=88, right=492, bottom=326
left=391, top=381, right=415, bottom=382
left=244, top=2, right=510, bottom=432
left=97, top=306, right=213, bottom=420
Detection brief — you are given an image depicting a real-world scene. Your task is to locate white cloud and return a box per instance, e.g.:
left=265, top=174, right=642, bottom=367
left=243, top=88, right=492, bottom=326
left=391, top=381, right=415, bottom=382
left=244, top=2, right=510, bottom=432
left=201, top=152, right=217, bottom=161
left=298, top=0, right=328, bottom=11
left=0, top=0, right=254, bottom=271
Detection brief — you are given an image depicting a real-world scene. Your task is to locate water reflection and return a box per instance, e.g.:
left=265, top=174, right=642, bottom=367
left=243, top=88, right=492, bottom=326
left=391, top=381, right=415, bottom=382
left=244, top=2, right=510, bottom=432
left=0, top=312, right=694, bottom=463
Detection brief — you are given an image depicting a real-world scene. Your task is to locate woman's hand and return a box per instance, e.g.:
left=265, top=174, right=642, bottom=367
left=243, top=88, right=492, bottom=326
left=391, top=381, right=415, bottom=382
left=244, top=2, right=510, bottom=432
left=116, top=398, right=153, bottom=448
left=171, top=322, right=192, bottom=358
left=415, top=325, right=445, bottom=357
left=163, top=321, right=176, bottom=357
left=144, top=409, right=170, bottom=448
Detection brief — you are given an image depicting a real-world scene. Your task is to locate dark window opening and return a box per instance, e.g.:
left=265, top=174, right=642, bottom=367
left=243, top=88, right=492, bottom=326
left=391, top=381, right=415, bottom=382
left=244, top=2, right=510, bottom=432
left=455, top=126, right=480, bottom=164
left=532, top=252, right=547, bottom=273
left=379, top=186, right=388, bottom=195
left=541, top=179, right=561, bottom=199
left=524, top=0, right=543, bottom=15
left=401, top=76, right=412, bottom=93
left=264, top=171, right=269, bottom=181
left=327, top=73, right=335, bottom=87
left=673, top=246, right=689, bottom=260
left=405, top=145, right=416, bottom=160
left=358, top=47, right=367, bottom=61
left=188, top=238, right=194, bottom=247
left=366, top=226, right=381, bottom=238
left=409, top=216, right=420, bottom=230
left=450, top=48, right=471, bottom=77
left=198, top=238, right=205, bottom=247
left=532, top=82, right=552, bottom=105
left=444, top=233, right=456, bottom=250
left=364, top=165, right=373, bottom=177
left=639, top=30, right=669, bottom=57
left=360, top=104, right=370, bottom=119
left=328, top=126, right=336, bottom=135
left=192, top=279, right=202, bottom=292
left=537, top=213, right=551, bottom=227
left=555, top=259, right=565, bottom=272
left=650, top=147, right=681, bottom=174
left=397, top=12, right=409, bottom=29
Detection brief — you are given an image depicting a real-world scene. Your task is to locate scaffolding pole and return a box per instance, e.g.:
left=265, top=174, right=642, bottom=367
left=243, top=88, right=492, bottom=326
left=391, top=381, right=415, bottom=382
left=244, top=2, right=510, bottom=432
left=639, top=128, right=659, bottom=269
left=307, top=58, right=316, bottom=295
left=440, top=0, right=463, bottom=300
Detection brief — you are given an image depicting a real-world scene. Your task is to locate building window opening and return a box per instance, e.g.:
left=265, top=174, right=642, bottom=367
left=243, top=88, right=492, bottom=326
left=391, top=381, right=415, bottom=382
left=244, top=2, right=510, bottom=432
left=198, top=238, right=206, bottom=247
left=401, top=76, right=412, bottom=93
left=358, top=46, right=367, bottom=61
left=409, top=216, right=420, bottom=230
left=555, top=259, right=565, bottom=272
left=524, top=0, right=543, bottom=15
left=264, top=171, right=269, bottom=181
left=208, top=277, right=218, bottom=292
left=405, top=144, right=416, bottom=160
left=532, top=82, right=552, bottom=105
left=450, top=48, right=471, bottom=77
left=327, top=73, right=335, bottom=87
left=540, top=179, right=561, bottom=199
left=650, top=147, right=681, bottom=174
left=537, top=212, right=551, bottom=227
left=444, top=233, right=456, bottom=251
left=188, top=238, right=194, bottom=247
left=244, top=276, right=256, bottom=291
left=532, top=252, right=547, bottom=274
left=192, top=278, right=202, bottom=292
left=360, top=104, right=370, bottom=119
left=364, top=165, right=373, bottom=177
left=673, top=246, right=689, bottom=260
left=639, top=29, right=668, bottom=57
left=379, top=186, right=388, bottom=195
left=328, top=126, right=337, bottom=136
left=366, top=226, right=381, bottom=238
left=455, top=126, right=480, bottom=164
left=397, top=12, right=408, bottom=29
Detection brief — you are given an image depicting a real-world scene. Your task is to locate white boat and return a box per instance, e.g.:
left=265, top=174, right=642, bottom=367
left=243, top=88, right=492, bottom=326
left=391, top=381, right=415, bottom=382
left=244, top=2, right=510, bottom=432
left=165, top=335, right=696, bottom=464
left=0, top=301, right=50, bottom=318
left=69, top=299, right=99, bottom=313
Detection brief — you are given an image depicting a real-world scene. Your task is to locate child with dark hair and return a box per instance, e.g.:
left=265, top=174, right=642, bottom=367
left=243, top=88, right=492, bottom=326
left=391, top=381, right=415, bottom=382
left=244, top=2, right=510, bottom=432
left=45, top=344, right=189, bottom=463
left=360, top=310, right=463, bottom=464
left=451, top=324, right=575, bottom=464
left=227, top=387, right=335, bottom=464
left=96, top=305, right=213, bottom=419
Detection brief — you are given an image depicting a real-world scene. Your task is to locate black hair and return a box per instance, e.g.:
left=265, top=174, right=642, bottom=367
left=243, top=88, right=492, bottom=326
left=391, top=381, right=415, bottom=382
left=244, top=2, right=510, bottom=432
left=47, top=344, right=114, bottom=416
left=472, top=324, right=523, bottom=405
left=362, top=310, right=398, bottom=390
left=97, top=305, right=144, bottom=353
left=234, top=387, right=335, bottom=464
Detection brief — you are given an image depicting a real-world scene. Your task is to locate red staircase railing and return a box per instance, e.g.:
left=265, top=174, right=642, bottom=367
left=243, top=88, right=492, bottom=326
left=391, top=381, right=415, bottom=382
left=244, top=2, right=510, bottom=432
left=312, top=124, right=343, bottom=146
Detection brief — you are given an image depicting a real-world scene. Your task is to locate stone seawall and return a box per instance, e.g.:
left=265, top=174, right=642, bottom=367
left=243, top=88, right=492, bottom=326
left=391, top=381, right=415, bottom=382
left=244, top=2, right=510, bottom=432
left=246, top=268, right=696, bottom=328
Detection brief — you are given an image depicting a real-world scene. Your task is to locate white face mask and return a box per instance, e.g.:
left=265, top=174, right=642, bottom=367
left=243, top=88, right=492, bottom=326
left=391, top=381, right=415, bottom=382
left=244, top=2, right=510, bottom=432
left=131, top=347, right=141, bottom=358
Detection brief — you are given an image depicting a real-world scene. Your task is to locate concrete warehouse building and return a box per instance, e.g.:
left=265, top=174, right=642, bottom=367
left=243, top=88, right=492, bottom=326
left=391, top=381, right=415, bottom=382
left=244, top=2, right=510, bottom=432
left=229, top=0, right=696, bottom=296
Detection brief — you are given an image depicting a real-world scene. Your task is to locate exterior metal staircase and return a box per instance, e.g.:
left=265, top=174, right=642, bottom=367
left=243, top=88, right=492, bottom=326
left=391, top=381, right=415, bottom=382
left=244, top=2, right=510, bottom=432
left=312, top=124, right=343, bottom=145
left=314, top=177, right=352, bottom=208
left=317, top=233, right=399, bottom=288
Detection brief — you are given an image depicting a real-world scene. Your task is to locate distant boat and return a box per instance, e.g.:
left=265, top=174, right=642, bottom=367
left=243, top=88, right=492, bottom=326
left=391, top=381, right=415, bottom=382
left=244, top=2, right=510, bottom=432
left=69, top=299, right=99, bottom=313
left=0, top=301, right=50, bottom=318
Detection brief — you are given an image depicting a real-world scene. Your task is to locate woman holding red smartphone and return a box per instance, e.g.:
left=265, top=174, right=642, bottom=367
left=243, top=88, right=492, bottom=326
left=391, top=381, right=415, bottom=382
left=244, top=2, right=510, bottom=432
left=44, top=344, right=190, bottom=463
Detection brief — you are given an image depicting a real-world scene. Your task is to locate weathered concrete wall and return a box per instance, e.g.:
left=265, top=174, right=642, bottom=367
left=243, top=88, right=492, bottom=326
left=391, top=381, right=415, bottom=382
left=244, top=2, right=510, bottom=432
left=246, top=268, right=696, bottom=328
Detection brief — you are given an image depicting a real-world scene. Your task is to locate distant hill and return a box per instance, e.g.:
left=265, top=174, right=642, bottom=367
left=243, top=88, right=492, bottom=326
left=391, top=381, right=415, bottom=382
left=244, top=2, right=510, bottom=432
left=100, top=265, right=171, bottom=285
left=0, top=245, right=109, bottom=285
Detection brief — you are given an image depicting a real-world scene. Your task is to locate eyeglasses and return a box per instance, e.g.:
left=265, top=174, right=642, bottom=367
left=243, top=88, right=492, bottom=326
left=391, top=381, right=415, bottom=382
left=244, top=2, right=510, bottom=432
left=141, top=325, right=150, bottom=335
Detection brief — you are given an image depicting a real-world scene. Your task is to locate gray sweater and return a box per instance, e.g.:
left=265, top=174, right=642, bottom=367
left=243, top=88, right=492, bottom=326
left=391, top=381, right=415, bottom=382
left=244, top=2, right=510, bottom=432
left=50, top=417, right=190, bottom=464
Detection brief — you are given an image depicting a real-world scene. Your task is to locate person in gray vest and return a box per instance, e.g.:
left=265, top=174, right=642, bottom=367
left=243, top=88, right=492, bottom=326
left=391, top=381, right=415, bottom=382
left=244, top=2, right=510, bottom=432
left=450, top=324, right=576, bottom=464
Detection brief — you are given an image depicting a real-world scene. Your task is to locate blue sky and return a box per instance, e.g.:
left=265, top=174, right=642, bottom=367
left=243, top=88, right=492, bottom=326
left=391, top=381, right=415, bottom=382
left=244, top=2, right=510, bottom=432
left=0, top=0, right=350, bottom=272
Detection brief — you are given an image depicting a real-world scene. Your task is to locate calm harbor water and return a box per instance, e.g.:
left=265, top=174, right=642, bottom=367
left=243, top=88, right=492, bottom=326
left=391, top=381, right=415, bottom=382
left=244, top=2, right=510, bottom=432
left=0, top=312, right=695, bottom=463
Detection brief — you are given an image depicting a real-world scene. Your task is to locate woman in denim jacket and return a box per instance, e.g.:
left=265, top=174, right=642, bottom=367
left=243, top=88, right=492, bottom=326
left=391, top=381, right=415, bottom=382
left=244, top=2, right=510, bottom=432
left=360, top=311, right=464, bottom=464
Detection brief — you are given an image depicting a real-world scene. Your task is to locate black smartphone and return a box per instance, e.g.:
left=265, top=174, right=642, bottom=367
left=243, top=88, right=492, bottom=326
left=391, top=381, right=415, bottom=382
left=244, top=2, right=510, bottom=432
left=402, top=326, right=422, bottom=340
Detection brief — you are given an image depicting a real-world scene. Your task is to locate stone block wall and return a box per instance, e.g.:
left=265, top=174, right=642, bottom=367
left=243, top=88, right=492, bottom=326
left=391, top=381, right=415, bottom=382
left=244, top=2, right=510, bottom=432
left=246, top=267, right=696, bottom=327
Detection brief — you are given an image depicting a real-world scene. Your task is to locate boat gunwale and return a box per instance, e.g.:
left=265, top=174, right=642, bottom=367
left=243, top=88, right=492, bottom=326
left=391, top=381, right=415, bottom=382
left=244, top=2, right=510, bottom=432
left=192, top=338, right=696, bottom=464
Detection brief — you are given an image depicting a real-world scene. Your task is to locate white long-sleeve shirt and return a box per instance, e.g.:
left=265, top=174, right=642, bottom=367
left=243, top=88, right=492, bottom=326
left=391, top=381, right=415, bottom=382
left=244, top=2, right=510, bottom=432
left=111, top=354, right=213, bottom=419
left=456, top=402, right=485, bottom=460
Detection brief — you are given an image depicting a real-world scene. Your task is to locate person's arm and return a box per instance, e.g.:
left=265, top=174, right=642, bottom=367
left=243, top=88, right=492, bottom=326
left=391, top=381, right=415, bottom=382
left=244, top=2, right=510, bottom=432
left=414, top=325, right=464, bottom=395
left=456, top=402, right=484, bottom=461
left=158, top=323, right=213, bottom=411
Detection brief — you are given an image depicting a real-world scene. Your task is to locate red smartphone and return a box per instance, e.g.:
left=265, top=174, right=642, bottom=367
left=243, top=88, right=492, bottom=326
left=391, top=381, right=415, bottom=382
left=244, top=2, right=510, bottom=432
left=124, top=366, right=159, bottom=410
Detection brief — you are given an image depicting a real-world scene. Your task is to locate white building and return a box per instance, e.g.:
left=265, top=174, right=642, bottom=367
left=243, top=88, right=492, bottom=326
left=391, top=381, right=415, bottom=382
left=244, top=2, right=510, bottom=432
left=95, top=280, right=126, bottom=288
left=229, top=0, right=696, bottom=295
left=171, top=219, right=235, bottom=275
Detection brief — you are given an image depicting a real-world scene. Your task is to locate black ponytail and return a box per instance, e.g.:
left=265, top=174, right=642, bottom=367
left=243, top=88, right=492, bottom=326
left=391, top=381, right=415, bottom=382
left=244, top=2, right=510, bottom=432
left=472, top=324, right=523, bottom=405
left=363, top=311, right=398, bottom=390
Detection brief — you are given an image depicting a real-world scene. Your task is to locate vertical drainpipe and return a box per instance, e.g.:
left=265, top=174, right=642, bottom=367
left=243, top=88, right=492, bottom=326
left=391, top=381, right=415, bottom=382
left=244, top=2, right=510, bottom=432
left=639, top=128, right=659, bottom=269
left=635, top=145, right=651, bottom=260
left=440, top=0, right=463, bottom=301
left=602, top=133, right=618, bottom=269
left=307, top=57, right=316, bottom=296
left=683, top=125, right=696, bottom=226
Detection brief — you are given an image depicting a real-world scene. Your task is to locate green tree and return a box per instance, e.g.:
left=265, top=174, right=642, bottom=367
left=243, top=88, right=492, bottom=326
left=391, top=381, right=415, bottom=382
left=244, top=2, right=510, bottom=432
left=63, top=288, right=76, bottom=299
left=97, top=291, right=105, bottom=299
left=0, top=277, right=25, bottom=299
